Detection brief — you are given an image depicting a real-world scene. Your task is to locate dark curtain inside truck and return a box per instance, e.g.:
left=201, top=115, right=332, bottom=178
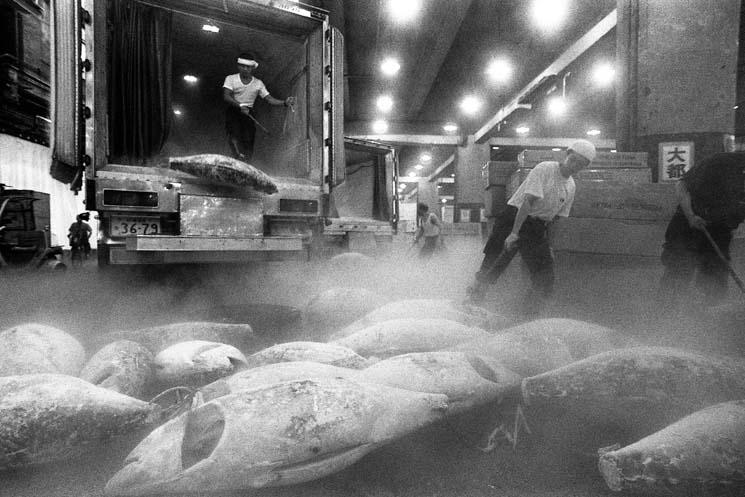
left=373, top=155, right=390, bottom=221
left=109, top=0, right=173, bottom=161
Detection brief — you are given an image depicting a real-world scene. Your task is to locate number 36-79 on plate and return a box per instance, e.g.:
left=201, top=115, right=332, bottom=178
left=111, top=216, right=161, bottom=237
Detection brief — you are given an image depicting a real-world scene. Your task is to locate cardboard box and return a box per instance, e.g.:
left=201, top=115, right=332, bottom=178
left=571, top=181, right=678, bottom=221
left=551, top=218, right=667, bottom=256
left=518, top=149, right=648, bottom=169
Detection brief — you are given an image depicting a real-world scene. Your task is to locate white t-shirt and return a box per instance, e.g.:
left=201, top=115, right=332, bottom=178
left=507, top=161, right=575, bottom=221
left=420, top=212, right=441, bottom=237
left=223, top=74, right=270, bottom=107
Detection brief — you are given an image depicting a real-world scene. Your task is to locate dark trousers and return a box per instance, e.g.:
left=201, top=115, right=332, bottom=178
left=476, top=206, right=554, bottom=298
left=660, top=208, right=733, bottom=305
left=226, top=106, right=256, bottom=161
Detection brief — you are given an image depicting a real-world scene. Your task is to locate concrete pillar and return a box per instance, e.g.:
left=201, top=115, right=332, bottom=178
left=416, top=179, right=439, bottom=212
left=455, top=135, right=490, bottom=207
left=616, top=0, right=740, bottom=180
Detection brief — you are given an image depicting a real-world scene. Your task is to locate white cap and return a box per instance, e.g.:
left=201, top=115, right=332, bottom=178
left=568, top=139, right=596, bottom=162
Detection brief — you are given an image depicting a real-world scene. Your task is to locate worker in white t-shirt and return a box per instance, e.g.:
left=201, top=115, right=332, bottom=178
left=222, top=53, right=296, bottom=161
left=465, top=140, right=596, bottom=316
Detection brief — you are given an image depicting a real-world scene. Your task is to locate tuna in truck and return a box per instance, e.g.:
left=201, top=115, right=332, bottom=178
left=51, top=0, right=398, bottom=266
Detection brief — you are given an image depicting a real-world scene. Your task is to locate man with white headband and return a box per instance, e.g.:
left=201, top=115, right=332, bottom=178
left=223, top=52, right=295, bottom=161
left=465, top=139, right=596, bottom=316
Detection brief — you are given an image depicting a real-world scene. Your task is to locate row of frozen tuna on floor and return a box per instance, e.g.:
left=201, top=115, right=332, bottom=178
left=1, top=297, right=745, bottom=495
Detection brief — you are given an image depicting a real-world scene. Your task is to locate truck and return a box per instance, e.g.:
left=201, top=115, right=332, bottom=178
left=51, top=0, right=397, bottom=266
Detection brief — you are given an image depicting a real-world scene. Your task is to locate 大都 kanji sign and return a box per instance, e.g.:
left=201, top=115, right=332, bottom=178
left=658, top=142, right=694, bottom=181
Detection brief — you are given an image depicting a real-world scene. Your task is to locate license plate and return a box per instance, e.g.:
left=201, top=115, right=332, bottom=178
left=110, top=216, right=161, bottom=237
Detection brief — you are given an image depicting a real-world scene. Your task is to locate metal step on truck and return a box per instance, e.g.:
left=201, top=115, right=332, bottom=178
left=51, top=0, right=397, bottom=266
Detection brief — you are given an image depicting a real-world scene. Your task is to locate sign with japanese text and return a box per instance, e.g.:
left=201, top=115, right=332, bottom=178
left=658, top=142, right=694, bottom=181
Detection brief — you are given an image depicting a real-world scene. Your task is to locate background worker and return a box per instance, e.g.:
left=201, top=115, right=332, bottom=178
left=68, top=212, right=92, bottom=259
left=465, top=140, right=597, bottom=315
left=223, top=53, right=296, bottom=161
left=413, top=202, right=442, bottom=259
left=659, top=152, right=745, bottom=309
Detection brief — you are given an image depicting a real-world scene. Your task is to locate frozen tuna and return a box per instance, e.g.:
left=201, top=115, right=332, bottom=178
left=0, top=323, right=86, bottom=376
left=522, top=347, right=745, bottom=429
left=198, top=361, right=359, bottom=403
left=356, top=351, right=521, bottom=414
left=452, top=332, right=575, bottom=377
left=333, top=299, right=512, bottom=339
left=302, top=287, right=387, bottom=335
left=79, top=340, right=154, bottom=399
left=104, top=378, right=448, bottom=495
left=0, top=374, right=160, bottom=470
left=169, top=154, right=278, bottom=193
left=97, top=322, right=255, bottom=354
left=598, top=400, right=745, bottom=493
left=331, top=318, right=492, bottom=358
left=246, top=341, right=369, bottom=369
left=153, top=341, right=248, bottom=388
left=502, top=318, right=635, bottom=361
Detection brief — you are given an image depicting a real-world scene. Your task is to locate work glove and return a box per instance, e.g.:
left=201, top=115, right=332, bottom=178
left=504, top=233, right=519, bottom=250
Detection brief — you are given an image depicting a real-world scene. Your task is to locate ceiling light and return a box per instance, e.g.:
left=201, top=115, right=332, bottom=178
left=202, top=23, right=219, bottom=33
left=441, top=198, right=447, bottom=203
left=485, top=58, right=512, bottom=83
left=408, top=172, right=417, bottom=177
left=183, top=75, right=198, bottom=83
left=460, top=95, right=482, bottom=115
left=610, top=149, right=617, bottom=153
left=547, top=96, right=567, bottom=115
left=552, top=147, right=561, bottom=151
left=531, top=0, right=569, bottom=31
left=586, top=129, right=601, bottom=136
left=173, top=109, right=182, bottom=116
left=414, top=164, right=423, bottom=170
left=376, top=95, right=394, bottom=112
left=450, top=173, right=455, bottom=177
left=388, top=0, right=421, bottom=22
left=372, top=120, right=389, bottom=134
left=516, top=126, right=530, bottom=134
left=442, top=123, right=458, bottom=133
left=420, top=153, right=432, bottom=162
left=380, top=58, right=401, bottom=76
left=593, top=62, right=616, bottom=87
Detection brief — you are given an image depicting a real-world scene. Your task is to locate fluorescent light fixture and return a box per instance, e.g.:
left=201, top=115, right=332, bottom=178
left=460, top=95, right=482, bottom=115
left=593, top=62, right=616, bottom=87
left=587, top=129, right=601, bottom=136
left=183, top=74, right=198, bottom=83
left=442, top=123, right=458, bottom=132
left=388, top=0, right=421, bottom=22
left=552, top=147, right=562, bottom=151
left=485, top=58, right=512, bottom=83
left=547, top=96, right=567, bottom=115
left=202, top=23, right=219, bottom=33
left=376, top=95, right=394, bottom=112
left=420, top=153, right=432, bottom=162
left=372, top=120, right=389, bottom=134
left=516, top=126, right=530, bottom=134
left=414, top=164, right=423, bottom=170
left=380, top=58, right=401, bottom=76
left=610, top=149, right=617, bottom=153
left=531, top=0, right=568, bottom=31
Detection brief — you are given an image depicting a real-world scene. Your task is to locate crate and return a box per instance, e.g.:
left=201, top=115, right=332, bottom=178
left=571, top=181, right=677, bottom=221
left=551, top=218, right=667, bottom=256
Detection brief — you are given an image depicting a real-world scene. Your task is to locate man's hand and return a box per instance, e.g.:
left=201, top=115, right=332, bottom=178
left=285, top=96, right=296, bottom=108
left=240, top=106, right=251, bottom=116
left=504, top=233, right=519, bottom=250
left=687, top=214, right=707, bottom=231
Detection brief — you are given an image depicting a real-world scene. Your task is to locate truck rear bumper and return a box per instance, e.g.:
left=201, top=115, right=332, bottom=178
left=103, top=235, right=307, bottom=265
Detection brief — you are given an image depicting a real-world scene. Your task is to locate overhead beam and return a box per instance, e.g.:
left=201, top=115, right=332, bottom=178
left=488, top=137, right=616, bottom=149
left=474, top=9, right=618, bottom=143
left=345, top=134, right=462, bottom=146
left=427, top=154, right=455, bottom=181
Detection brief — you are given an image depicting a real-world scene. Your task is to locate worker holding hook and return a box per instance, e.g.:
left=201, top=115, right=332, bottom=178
left=659, top=152, right=745, bottom=309
left=223, top=52, right=296, bottom=161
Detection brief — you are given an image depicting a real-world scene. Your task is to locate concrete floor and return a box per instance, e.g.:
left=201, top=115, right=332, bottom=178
left=0, top=234, right=743, bottom=497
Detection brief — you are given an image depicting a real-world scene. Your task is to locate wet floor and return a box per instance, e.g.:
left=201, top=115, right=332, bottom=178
left=0, top=235, right=743, bottom=497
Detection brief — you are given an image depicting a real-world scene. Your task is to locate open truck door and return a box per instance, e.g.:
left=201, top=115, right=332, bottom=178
left=68, top=0, right=344, bottom=266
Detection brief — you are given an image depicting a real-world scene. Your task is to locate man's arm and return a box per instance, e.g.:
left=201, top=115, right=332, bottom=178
left=264, top=94, right=295, bottom=107
left=222, top=88, right=243, bottom=109
left=676, top=180, right=707, bottom=230
left=504, top=194, right=538, bottom=249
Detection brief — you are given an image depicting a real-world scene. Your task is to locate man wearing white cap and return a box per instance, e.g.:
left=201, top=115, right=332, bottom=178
left=223, top=52, right=295, bottom=161
left=466, top=139, right=596, bottom=315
